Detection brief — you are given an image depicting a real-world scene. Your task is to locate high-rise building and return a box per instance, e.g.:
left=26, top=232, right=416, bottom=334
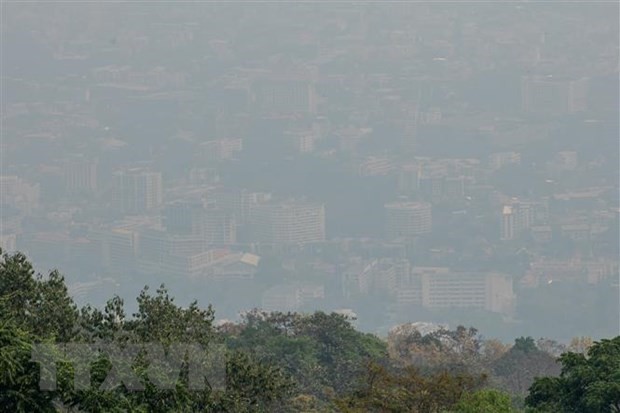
left=501, top=206, right=516, bottom=241
left=197, top=208, right=236, bottom=245
left=164, top=201, right=200, bottom=235
left=396, top=267, right=514, bottom=315
left=500, top=201, right=535, bottom=240
left=164, top=201, right=236, bottom=245
left=250, top=201, right=325, bottom=245
left=397, top=164, right=421, bottom=196
left=208, top=188, right=244, bottom=224
left=103, top=228, right=138, bottom=274
left=62, top=158, right=97, bottom=193
left=112, top=168, right=162, bottom=214
left=385, top=201, right=432, bottom=239
left=208, top=188, right=272, bottom=227
left=139, top=228, right=206, bottom=263
left=419, top=268, right=514, bottom=314
left=442, top=176, right=466, bottom=202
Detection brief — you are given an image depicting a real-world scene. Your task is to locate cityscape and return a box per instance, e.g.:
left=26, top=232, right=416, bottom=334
left=1, top=3, right=618, bottom=343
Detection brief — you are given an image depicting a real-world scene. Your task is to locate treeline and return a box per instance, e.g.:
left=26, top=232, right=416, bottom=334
left=1, top=250, right=619, bottom=412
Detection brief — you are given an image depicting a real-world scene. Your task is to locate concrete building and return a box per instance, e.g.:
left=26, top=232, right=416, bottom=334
left=112, top=168, right=162, bottom=214
left=197, top=208, right=236, bottom=245
left=96, top=228, right=138, bottom=274
left=284, top=130, right=316, bottom=154
left=525, top=259, right=619, bottom=286
left=442, top=176, right=467, bottom=202
left=358, top=157, right=394, bottom=176
left=396, top=267, right=514, bottom=315
left=208, top=187, right=272, bottom=227
left=164, top=201, right=236, bottom=245
left=501, top=205, right=517, bottom=241
left=137, top=228, right=212, bottom=275
left=250, top=201, right=325, bottom=245
left=385, top=201, right=432, bottom=239
left=188, top=167, right=219, bottom=185
left=252, top=77, right=317, bottom=115
left=200, top=138, right=243, bottom=162
left=500, top=200, right=535, bottom=240
left=521, top=76, right=589, bottom=115
left=63, top=158, right=97, bottom=193
left=489, top=152, right=521, bottom=170
left=139, top=228, right=205, bottom=261
left=420, top=269, right=513, bottom=314
left=201, top=252, right=260, bottom=280
left=341, top=258, right=376, bottom=297
left=397, top=164, right=421, bottom=196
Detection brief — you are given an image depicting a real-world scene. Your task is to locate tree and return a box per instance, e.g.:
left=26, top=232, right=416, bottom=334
left=567, top=336, right=594, bottom=354
left=0, top=251, right=77, bottom=342
left=387, top=324, right=484, bottom=374
left=536, top=338, right=567, bottom=358
left=481, top=339, right=510, bottom=364
left=0, top=250, right=77, bottom=412
left=227, top=310, right=387, bottom=402
left=0, top=317, right=58, bottom=412
left=526, top=336, right=620, bottom=413
left=0, top=251, right=297, bottom=412
left=335, top=361, right=486, bottom=413
left=492, top=337, right=560, bottom=396
left=452, top=389, right=514, bottom=413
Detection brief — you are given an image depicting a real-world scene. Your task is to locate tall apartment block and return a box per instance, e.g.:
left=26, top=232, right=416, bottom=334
left=112, top=168, right=162, bottom=214
left=164, top=201, right=236, bottom=245
left=397, top=164, right=421, bottom=196
left=501, top=201, right=535, bottom=240
left=395, top=267, right=515, bottom=315
left=63, top=158, right=97, bottom=193
left=385, top=201, right=432, bottom=239
left=418, top=268, right=514, bottom=314
left=250, top=201, right=325, bottom=245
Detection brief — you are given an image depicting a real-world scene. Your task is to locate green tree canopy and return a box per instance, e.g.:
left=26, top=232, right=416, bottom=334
left=526, top=336, right=620, bottom=413
left=452, top=389, right=514, bottom=413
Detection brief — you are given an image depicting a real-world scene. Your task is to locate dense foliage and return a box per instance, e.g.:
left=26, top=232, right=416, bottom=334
left=526, top=336, right=620, bottom=412
left=1, top=250, right=618, bottom=412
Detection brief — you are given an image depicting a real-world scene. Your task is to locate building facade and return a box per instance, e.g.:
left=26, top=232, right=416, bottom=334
left=112, top=168, right=162, bottom=214
left=251, top=201, right=325, bottom=245
left=385, top=201, right=432, bottom=239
